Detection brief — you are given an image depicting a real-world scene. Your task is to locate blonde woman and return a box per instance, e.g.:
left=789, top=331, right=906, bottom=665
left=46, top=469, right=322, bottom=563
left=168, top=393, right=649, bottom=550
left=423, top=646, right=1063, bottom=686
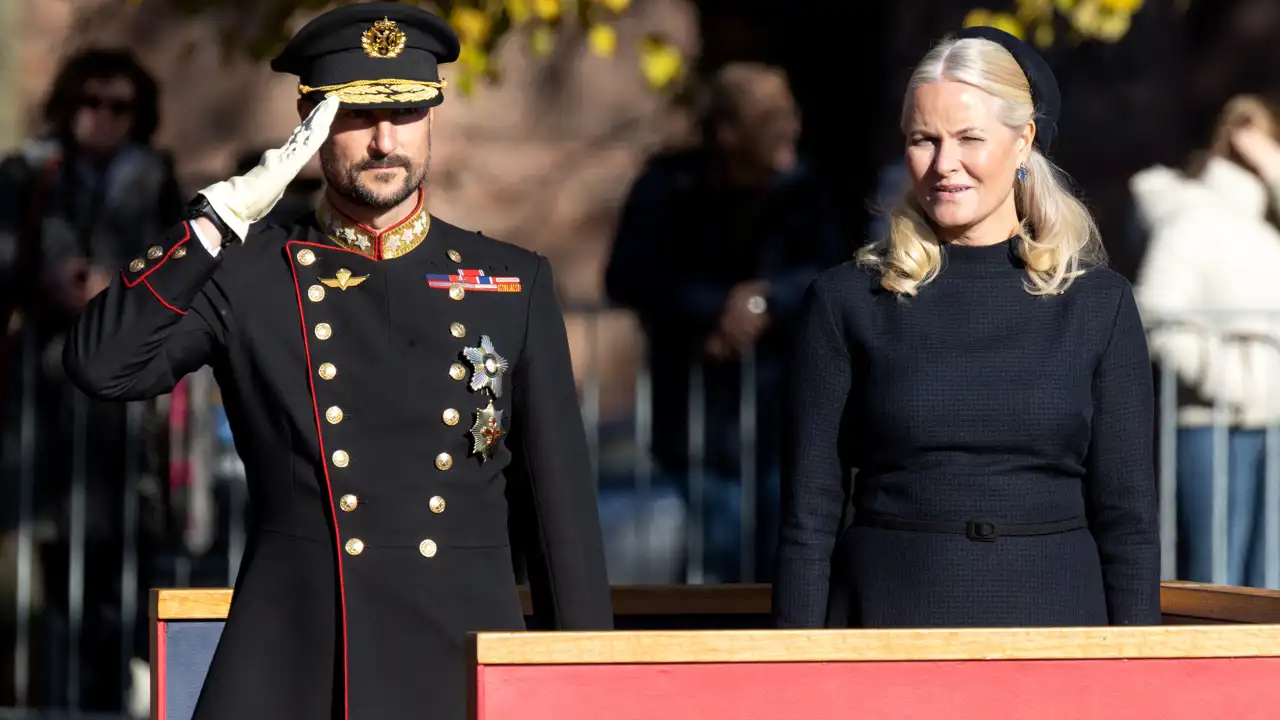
left=772, top=26, right=1160, bottom=628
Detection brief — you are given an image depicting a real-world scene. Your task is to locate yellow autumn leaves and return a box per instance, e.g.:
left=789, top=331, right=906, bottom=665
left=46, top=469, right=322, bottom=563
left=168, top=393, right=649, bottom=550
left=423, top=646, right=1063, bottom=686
left=447, top=0, right=682, bottom=94
left=964, top=0, right=1146, bottom=48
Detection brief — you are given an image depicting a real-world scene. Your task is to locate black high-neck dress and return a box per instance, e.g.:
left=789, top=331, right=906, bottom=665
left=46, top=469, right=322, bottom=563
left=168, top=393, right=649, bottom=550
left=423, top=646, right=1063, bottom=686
left=772, top=238, right=1161, bottom=628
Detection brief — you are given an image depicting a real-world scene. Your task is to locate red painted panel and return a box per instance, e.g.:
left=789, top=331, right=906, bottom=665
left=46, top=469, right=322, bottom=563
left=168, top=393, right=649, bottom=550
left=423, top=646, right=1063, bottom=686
left=155, top=621, right=167, bottom=720
left=476, top=658, right=1280, bottom=720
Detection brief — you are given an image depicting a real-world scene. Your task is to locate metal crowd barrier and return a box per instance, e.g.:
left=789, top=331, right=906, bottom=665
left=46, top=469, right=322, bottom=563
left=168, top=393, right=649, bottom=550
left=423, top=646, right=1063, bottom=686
left=2, top=329, right=242, bottom=716
left=4, top=303, right=1280, bottom=715
left=1143, top=309, right=1280, bottom=589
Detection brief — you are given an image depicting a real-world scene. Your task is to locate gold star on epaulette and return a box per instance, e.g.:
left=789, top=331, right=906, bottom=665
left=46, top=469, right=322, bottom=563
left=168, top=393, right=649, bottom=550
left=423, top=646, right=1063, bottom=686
left=320, top=268, right=369, bottom=291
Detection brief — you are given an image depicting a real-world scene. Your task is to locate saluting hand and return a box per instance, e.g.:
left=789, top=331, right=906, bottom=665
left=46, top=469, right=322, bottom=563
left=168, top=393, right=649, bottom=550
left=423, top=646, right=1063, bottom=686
left=198, top=94, right=342, bottom=243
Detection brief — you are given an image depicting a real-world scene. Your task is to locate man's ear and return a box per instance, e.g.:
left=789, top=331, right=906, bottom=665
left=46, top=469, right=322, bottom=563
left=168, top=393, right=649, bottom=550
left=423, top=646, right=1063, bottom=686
left=297, top=96, right=318, bottom=121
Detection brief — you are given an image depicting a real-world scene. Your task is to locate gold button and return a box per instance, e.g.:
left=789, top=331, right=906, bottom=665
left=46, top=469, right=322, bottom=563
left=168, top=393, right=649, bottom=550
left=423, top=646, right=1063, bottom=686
left=339, top=494, right=358, bottom=512
left=315, top=323, right=332, bottom=340
left=449, top=363, right=466, bottom=381
left=146, top=245, right=164, bottom=260
left=308, top=285, right=325, bottom=302
left=447, top=249, right=461, bottom=262
left=345, top=538, right=364, bottom=555
left=297, top=248, right=316, bottom=265
left=450, top=322, right=466, bottom=338
left=318, top=363, right=337, bottom=380
left=449, top=285, right=465, bottom=301
left=326, top=406, right=344, bottom=424
left=419, top=539, right=438, bottom=558
left=429, top=496, right=446, bottom=514
left=172, top=245, right=188, bottom=259
left=435, top=453, right=452, bottom=471
left=129, top=258, right=145, bottom=272
left=332, top=450, right=349, bottom=467
left=442, top=408, right=459, bottom=426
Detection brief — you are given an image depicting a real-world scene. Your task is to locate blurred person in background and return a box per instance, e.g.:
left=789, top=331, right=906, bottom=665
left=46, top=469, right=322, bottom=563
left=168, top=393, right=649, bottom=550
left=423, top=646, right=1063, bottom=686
left=0, top=48, right=182, bottom=710
left=774, top=26, right=1160, bottom=629
left=604, top=62, right=846, bottom=584
left=1132, top=94, right=1280, bottom=587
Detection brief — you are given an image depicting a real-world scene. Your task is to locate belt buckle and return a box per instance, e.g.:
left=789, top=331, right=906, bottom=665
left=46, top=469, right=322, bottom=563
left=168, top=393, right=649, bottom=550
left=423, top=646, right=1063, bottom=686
left=966, top=520, right=997, bottom=542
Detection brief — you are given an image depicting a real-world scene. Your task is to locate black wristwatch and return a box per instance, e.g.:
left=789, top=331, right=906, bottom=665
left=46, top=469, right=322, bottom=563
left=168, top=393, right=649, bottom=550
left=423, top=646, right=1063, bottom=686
left=185, top=194, right=235, bottom=242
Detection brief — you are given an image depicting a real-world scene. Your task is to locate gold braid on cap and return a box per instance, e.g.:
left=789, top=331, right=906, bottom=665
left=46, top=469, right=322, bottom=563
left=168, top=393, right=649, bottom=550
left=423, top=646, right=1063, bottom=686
left=298, top=78, right=447, bottom=104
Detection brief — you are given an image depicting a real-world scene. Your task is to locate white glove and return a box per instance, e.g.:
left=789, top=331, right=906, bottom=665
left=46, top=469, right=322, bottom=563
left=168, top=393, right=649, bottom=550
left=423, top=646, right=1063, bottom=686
left=198, top=94, right=340, bottom=241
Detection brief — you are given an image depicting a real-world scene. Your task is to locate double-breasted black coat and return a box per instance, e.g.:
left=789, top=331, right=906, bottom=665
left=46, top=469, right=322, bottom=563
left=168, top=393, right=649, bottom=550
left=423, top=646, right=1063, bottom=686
left=63, top=190, right=614, bottom=719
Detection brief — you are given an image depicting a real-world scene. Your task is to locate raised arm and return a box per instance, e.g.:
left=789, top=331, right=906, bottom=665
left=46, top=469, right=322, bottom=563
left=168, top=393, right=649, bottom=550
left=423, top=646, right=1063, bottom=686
left=1084, top=282, right=1161, bottom=625
left=761, top=184, right=849, bottom=323
left=65, top=94, right=341, bottom=401
left=773, top=277, right=852, bottom=628
left=506, top=255, right=613, bottom=630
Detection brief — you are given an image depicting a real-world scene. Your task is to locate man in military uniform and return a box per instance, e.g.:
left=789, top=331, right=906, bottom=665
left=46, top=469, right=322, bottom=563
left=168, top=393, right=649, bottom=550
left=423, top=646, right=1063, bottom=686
left=62, top=4, right=613, bottom=718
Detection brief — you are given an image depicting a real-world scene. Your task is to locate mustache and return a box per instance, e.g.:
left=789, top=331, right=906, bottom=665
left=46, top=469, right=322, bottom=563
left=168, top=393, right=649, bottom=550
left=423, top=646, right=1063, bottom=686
left=354, top=155, right=411, bottom=171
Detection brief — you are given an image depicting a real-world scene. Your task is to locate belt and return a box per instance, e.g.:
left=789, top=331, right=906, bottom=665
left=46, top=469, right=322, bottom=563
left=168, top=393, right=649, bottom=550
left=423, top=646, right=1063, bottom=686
left=853, top=514, right=1088, bottom=542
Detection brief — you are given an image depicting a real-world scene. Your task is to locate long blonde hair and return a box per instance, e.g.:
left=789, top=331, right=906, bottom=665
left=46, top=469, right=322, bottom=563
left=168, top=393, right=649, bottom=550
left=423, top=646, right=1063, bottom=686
left=857, top=37, right=1105, bottom=297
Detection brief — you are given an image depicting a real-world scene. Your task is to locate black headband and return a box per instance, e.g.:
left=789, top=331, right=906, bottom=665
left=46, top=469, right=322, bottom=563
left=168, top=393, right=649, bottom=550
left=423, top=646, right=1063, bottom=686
left=953, top=25, right=1061, bottom=151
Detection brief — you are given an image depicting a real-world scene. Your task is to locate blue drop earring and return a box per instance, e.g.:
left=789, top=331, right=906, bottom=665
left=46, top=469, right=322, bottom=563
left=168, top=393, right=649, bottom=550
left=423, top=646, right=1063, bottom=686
left=1016, top=164, right=1028, bottom=182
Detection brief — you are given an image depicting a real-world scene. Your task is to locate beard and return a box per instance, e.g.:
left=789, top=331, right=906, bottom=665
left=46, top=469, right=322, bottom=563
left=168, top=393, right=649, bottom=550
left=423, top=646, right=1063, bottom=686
left=321, top=141, right=430, bottom=210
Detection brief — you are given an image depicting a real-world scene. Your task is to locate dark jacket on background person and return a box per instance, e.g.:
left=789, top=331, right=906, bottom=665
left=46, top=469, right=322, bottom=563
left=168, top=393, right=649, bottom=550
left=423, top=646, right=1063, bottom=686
left=0, top=137, right=184, bottom=710
left=605, top=148, right=847, bottom=477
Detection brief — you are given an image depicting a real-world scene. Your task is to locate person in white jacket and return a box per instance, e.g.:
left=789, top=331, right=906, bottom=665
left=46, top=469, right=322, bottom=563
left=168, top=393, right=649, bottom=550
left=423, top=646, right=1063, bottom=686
left=1133, top=94, right=1280, bottom=587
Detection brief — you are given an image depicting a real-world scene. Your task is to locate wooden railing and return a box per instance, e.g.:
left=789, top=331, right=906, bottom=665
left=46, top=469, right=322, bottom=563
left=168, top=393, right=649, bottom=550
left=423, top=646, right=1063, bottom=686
left=470, top=623, right=1280, bottom=719
left=152, top=582, right=1280, bottom=720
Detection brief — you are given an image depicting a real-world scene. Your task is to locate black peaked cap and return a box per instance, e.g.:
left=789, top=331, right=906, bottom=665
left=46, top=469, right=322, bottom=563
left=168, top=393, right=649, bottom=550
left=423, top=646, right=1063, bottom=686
left=271, top=2, right=461, bottom=110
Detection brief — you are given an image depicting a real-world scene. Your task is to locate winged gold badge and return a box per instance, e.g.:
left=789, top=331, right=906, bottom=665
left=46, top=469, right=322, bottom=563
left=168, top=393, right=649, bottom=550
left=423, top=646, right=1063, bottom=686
left=319, top=268, right=369, bottom=291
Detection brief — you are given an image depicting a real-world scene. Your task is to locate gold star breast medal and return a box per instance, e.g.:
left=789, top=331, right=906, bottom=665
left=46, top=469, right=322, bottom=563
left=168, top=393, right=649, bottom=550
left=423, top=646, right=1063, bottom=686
left=470, top=402, right=505, bottom=462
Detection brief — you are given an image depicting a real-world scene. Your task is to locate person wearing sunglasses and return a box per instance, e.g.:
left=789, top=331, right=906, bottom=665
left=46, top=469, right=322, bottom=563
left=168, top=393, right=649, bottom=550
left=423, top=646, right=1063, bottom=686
left=0, top=48, right=183, bottom=712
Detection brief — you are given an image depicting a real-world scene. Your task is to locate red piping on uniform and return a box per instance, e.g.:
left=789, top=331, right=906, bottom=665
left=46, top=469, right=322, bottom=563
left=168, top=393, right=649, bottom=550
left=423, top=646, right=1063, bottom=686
left=323, top=188, right=424, bottom=260
left=123, top=222, right=192, bottom=288
left=287, top=239, right=363, bottom=720
left=141, top=278, right=187, bottom=315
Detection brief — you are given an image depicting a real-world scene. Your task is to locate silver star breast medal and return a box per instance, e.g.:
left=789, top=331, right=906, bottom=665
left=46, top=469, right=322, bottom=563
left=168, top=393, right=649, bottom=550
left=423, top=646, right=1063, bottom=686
left=463, top=334, right=509, bottom=397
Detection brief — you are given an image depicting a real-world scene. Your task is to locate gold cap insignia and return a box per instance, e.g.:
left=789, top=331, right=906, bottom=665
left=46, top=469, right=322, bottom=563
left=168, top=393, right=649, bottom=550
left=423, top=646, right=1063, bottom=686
left=320, top=268, right=369, bottom=291
left=362, top=17, right=407, bottom=59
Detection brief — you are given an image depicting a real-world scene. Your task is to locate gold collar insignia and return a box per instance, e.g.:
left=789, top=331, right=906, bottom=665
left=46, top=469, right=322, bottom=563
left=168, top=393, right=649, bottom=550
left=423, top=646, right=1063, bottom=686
left=316, top=189, right=432, bottom=260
